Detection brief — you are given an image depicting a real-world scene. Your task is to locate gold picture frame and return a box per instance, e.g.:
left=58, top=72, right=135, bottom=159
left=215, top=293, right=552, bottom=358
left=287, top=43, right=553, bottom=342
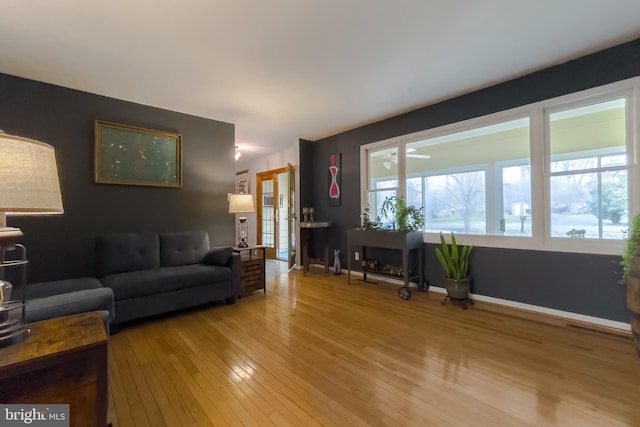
left=94, top=120, right=182, bottom=188
left=236, top=169, right=250, bottom=194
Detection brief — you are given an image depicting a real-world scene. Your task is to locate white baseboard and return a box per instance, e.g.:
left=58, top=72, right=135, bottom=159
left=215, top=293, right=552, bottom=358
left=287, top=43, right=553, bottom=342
left=444, top=286, right=630, bottom=332
left=346, top=270, right=631, bottom=333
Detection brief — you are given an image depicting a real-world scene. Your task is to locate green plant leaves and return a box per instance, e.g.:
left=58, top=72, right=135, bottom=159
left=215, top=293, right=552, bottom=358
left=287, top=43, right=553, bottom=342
left=622, top=214, right=640, bottom=284
left=365, top=196, right=424, bottom=232
left=436, top=232, right=472, bottom=280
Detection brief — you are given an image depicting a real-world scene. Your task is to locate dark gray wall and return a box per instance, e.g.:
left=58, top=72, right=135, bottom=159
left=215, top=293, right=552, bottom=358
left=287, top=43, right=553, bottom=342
left=0, top=73, right=236, bottom=283
left=303, top=38, right=640, bottom=323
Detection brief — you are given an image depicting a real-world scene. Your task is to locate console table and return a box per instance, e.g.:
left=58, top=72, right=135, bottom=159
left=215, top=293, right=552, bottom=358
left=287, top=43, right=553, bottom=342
left=346, top=229, right=426, bottom=300
left=0, top=311, right=109, bottom=427
left=300, top=221, right=332, bottom=275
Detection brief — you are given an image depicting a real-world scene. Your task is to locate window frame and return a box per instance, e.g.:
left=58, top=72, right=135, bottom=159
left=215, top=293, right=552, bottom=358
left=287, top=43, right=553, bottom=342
left=360, top=77, right=640, bottom=255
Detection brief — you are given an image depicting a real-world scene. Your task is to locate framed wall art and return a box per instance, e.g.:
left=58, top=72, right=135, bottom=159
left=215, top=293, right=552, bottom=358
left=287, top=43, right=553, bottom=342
left=328, top=152, right=341, bottom=206
left=94, top=120, right=182, bottom=188
left=236, top=169, right=250, bottom=194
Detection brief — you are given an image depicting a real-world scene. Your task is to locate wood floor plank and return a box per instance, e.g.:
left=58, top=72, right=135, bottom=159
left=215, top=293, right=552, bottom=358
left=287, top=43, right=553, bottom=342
left=120, top=334, right=167, bottom=427
left=108, top=264, right=640, bottom=426
left=164, top=327, right=251, bottom=427
left=112, top=336, right=152, bottom=426
left=126, top=330, right=184, bottom=427
left=108, top=349, right=129, bottom=427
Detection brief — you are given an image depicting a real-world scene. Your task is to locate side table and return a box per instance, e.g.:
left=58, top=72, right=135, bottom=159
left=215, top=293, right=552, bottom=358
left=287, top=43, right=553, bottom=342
left=300, top=221, right=332, bottom=275
left=233, top=245, right=266, bottom=296
left=0, top=311, right=109, bottom=427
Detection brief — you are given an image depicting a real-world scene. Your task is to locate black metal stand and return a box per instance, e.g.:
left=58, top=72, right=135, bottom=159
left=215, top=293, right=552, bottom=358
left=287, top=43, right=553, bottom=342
left=346, top=230, right=426, bottom=300
left=441, top=295, right=474, bottom=310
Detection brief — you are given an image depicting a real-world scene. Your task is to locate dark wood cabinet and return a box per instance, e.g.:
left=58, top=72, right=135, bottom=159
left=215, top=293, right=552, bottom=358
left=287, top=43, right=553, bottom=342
left=0, top=311, right=109, bottom=427
left=234, top=245, right=266, bottom=295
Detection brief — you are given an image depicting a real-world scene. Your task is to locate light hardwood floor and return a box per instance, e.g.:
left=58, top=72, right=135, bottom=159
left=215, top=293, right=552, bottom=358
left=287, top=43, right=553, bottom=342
left=108, top=263, right=640, bottom=426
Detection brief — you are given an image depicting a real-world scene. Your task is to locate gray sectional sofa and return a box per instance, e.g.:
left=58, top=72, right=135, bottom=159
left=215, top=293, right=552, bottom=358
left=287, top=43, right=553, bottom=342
left=95, top=230, right=241, bottom=327
left=24, top=230, right=240, bottom=331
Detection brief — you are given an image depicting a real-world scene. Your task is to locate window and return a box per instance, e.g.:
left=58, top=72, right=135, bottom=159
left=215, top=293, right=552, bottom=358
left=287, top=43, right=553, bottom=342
left=548, top=99, right=628, bottom=240
left=405, top=117, right=531, bottom=236
left=361, top=78, right=639, bottom=255
left=366, top=145, right=398, bottom=227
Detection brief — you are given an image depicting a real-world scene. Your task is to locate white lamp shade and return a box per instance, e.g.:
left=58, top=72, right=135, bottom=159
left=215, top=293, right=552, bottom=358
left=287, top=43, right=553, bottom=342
left=0, top=133, right=63, bottom=215
left=229, top=194, right=255, bottom=214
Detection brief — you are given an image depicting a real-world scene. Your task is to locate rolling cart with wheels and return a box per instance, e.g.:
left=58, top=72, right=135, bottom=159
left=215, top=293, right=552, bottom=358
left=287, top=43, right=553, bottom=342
left=346, top=229, right=427, bottom=300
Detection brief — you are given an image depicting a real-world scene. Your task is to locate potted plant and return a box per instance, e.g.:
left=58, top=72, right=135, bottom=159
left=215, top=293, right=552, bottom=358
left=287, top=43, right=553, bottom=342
left=436, top=232, right=473, bottom=309
left=377, top=196, right=424, bottom=232
left=621, top=214, right=640, bottom=355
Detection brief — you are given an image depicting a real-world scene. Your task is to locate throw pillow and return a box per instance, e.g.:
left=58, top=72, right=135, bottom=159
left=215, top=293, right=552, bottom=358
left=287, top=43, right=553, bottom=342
left=202, top=246, right=233, bottom=265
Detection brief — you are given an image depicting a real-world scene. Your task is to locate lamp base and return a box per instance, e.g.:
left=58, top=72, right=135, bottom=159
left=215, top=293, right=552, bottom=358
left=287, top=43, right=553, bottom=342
left=0, top=303, right=29, bottom=348
left=237, top=240, right=249, bottom=248
left=0, top=227, right=23, bottom=252
left=0, top=325, right=29, bottom=348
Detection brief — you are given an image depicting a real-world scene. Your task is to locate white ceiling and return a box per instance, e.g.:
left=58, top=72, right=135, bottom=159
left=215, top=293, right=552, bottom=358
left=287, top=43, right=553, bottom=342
left=1, top=1, right=640, bottom=162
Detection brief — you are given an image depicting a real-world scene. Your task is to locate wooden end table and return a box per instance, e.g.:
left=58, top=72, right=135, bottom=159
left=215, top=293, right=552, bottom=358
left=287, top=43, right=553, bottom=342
left=0, top=311, right=109, bottom=427
left=233, top=245, right=266, bottom=296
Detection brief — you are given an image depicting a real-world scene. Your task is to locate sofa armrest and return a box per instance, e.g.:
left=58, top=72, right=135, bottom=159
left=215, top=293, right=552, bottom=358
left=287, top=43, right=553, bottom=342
left=202, top=246, right=233, bottom=266
left=25, top=287, right=115, bottom=324
left=228, top=252, right=242, bottom=298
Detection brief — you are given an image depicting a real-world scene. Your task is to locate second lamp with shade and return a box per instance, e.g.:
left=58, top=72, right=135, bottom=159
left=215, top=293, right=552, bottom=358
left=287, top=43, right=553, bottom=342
left=229, top=194, right=255, bottom=248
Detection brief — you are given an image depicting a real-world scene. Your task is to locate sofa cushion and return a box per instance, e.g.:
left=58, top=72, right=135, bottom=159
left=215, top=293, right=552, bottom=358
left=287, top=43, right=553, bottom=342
left=26, top=277, right=104, bottom=299
left=202, top=246, right=233, bottom=266
left=101, top=264, right=231, bottom=301
left=25, top=287, right=115, bottom=323
left=96, top=232, right=160, bottom=277
left=160, top=231, right=210, bottom=267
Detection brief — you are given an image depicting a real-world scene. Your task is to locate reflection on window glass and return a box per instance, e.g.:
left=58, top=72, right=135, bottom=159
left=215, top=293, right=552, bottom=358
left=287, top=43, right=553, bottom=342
left=550, top=171, right=627, bottom=239
left=503, top=165, right=532, bottom=236
left=369, top=146, right=398, bottom=187
left=549, top=98, right=628, bottom=240
left=424, top=171, right=486, bottom=234
left=407, top=117, right=529, bottom=236
left=367, top=190, right=396, bottom=227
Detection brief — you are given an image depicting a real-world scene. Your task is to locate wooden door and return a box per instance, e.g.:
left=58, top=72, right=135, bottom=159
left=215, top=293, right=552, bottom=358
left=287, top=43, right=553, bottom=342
left=257, top=167, right=293, bottom=261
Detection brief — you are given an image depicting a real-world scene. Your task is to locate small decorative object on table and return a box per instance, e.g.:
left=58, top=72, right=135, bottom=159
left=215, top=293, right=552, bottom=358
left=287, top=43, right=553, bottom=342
left=385, top=264, right=404, bottom=276
left=362, top=258, right=379, bottom=272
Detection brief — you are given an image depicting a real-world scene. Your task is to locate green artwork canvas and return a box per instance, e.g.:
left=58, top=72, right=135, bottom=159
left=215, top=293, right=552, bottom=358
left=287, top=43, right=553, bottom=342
left=95, top=121, right=182, bottom=187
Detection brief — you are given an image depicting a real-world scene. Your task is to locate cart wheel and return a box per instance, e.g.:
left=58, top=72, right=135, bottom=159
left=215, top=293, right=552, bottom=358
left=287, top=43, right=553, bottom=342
left=418, top=281, right=429, bottom=292
left=398, top=287, right=411, bottom=300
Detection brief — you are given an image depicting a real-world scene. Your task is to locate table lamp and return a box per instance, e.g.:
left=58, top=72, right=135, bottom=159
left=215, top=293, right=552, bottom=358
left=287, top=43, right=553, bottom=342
left=229, top=194, right=254, bottom=248
left=0, top=132, right=63, bottom=347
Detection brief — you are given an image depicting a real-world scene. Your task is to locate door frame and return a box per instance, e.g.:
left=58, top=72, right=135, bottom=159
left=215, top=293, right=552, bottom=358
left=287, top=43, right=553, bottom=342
left=257, top=167, right=289, bottom=260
